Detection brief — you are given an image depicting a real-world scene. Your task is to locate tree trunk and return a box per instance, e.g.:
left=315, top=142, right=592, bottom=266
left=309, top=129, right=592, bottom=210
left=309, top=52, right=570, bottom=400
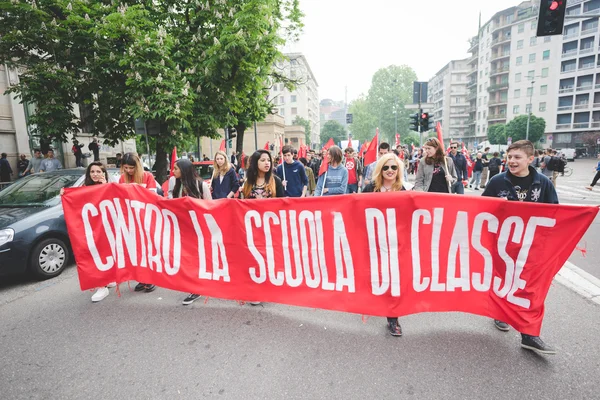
left=154, top=126, right=169, bottom=184
left=234, top=121, right=247, bottom=165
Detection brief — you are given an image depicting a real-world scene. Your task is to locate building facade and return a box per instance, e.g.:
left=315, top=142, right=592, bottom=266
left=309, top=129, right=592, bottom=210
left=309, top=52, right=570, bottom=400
left=428, top=59, right=470, bottom=143
left=269, top=53, right=320, bottom=147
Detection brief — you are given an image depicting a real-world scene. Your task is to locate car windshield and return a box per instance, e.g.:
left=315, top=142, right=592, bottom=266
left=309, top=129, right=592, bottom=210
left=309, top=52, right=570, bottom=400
left=195, top=164, right=214, bottom=181
left=0, top=173, right=82, bottom=206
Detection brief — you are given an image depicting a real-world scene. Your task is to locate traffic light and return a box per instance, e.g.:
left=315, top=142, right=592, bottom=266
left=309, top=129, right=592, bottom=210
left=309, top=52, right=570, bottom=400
left=537, top=0, right=566, bottom=37
left=225, top=126, right=237, bottom=147
left=346, top=113, right=353, bottom=124
left=409, top=113, right=420, bottom=132
left=420, top=112, right=432, bottom=132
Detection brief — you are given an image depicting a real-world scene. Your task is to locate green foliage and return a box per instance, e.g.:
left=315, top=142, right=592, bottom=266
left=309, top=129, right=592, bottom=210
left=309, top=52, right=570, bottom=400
left=0, top=0, right=303, bottom=182
left=320, top=120, right=347, bottom=145
left=487, top=124, right=506, bottom=145
left=292, top=116, right=311, bottom=145
left=348, top=65, right=418, bottom=144
left=505, top=115, right=546, bottom=144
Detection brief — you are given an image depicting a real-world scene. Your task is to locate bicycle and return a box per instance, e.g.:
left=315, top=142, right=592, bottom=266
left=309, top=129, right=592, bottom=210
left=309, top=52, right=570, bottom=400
left=562, top=166, right=573, bottom=177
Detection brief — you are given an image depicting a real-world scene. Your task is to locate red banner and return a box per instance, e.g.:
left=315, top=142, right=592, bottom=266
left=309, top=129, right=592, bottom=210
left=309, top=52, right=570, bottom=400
left=62, top=185, right=598, bottom=335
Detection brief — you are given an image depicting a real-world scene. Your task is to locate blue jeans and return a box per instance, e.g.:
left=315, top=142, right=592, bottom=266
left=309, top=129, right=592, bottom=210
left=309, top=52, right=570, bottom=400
left=471, top=171, right=482, bottom=188
left=347, top=183, right=358, bottom=194
left=451, top=180, right=464, bottom=194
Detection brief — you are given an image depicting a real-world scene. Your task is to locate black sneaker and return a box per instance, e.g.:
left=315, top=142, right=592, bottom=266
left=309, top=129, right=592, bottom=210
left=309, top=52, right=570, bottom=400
left=520, top=334, right=556, bottom=355
left=387, top=319, right=402, bottom=337
left=474, top=187, right=479, bottom=191
left=182, top=293, right=201, bottom=305
left=134, top=282, right=146, bottom=292
left=144, top=284, right=156, bottom=293
left=494, top=320, right=510, bottom=331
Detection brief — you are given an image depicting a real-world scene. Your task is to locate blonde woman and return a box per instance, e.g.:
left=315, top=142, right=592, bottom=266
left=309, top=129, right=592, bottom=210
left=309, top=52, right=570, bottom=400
left=362, top=153, right=406, bottom=336
left=211, top=150, right=239, bottom=199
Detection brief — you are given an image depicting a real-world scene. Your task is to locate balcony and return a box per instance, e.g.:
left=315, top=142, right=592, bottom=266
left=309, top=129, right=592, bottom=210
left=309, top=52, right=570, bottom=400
left=575, top=103, right=590, bottom=110
left=580, top=46, right=595, bottom=55
left=581, top=26, right=599, bottom=36
left=561, top=66, right=577, bottom=74
left=594, top=103, right=600, bottom=108
left=491, top=52, right=510, bottom=62
left=573, top=122, right=591, bottom=129
left=559, top=86, right=574, bottom=93
left=490, top=66, right=510, bottom=76
left=562, top=49, right=578, bottom=58
left=467, top=79, right=477, bottom=88
left=468, top=91, right=478, bottom=101
left=489, top=99, right=508, bottom=106
left=556, top=123, right=572, bottom=130
left=557, top=105, right=574, bottom=111
left=580, top=63, right=595, bottom=71
left=563, top=32, right=580, bottom=41
left=491, top=36, right=511, bottom=47
left=487, top=83, right=509, bottom=92
left=576, top=85, right=594, bottom=92
left=468, top=37, right=479, bottom=53
left=488, top=114, right=507, bottom=121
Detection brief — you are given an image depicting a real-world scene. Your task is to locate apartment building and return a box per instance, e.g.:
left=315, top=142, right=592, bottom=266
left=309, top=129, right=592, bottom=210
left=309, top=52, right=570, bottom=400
left=553, top=0, right=600, bottom=150
left=270, top=53, right=320, bottom=146
left=427, top=59, right=470, bottom=143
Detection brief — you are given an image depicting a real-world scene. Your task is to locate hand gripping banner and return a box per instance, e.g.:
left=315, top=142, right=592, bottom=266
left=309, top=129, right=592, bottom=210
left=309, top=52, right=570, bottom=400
left=62, top=184, right=598, bottom=335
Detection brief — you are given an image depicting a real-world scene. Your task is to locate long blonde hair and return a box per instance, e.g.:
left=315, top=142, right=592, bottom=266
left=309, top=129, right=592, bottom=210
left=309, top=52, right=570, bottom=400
left=120, top=152, right=145, bottom=184
left=372, top=153, right=404, bottom=192
left=212, top=150, right=231, bottom=178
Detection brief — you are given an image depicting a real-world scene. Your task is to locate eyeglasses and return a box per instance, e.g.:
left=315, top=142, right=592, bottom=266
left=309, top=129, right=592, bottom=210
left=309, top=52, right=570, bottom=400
left=382, top=165, right=398, bottom=171
left=450, top=146, right=457, bottom=149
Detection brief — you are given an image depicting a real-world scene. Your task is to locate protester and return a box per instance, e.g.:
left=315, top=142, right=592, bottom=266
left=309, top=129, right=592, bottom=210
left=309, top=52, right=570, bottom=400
left=344, top=147, right=362, bottom=193
left=276, top=145, right=308, bottom=197
left=469, top=152, right=484, bottom=190
left=488, top=152, right=502, bottom=180
left=17, top=154, right=29, bottom=178
left=118, top=152, right=157, bottom=293
left=308, top=150, right=320, bottom=178
left=238, top=155, right=249, bottom=187
left=211, top=150, right=239, bottom=199
left=481, top=140, right=558, bottom=355
left=82, top=162, right=117, bottom=302
left=230, top=151, right=238, bottom=167
left=585, top=153, right=600, bottom=191
left=39, top=149, right=63, bottom=172
left=241, top=150, right=284, bottom=305
left=28, top=149, right=43, bottom=174
left=170, top=159, right=212, bottom=305
left=413, top=137, right=457, bottom=193
left=315, top=146, right=348, bottom=196
left=480, top=147, right=490, bottom=188
left=362, top=142, right=390, bottom=190
left=88, top=137, right=100, bottom=161
left=0, top=153, right=12, bottom=182
left=448, top=142, right=468, bottom=194
left=299, top=157, right=316, bottom=195
left=115, top=153, right=123, bottom=168
left=362, top=153, right=407, bottom=337
left=72, top=140, right=84, bottom=167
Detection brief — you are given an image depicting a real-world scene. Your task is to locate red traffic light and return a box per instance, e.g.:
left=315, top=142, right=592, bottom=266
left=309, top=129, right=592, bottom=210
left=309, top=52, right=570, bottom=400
left=421, top=113, right=428, bottom=119
left=549, top=1, right=560, bottom=11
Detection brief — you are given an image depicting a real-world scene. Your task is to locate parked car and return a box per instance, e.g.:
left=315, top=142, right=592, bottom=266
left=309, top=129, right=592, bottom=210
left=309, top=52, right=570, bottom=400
left=557, top=148, right=576, bottom=162
left=0, top=169, right=161, bottom=279
left=193, top=161, right=214, bottom=183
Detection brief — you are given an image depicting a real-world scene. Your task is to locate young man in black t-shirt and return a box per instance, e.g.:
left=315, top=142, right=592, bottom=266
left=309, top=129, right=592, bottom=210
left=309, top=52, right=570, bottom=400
left=482, top=140, right=558, bottom=355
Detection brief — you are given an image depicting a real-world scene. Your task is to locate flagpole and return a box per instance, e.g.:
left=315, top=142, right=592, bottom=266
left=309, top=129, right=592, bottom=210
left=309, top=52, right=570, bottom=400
left=320, top=170, right=328, bottom=197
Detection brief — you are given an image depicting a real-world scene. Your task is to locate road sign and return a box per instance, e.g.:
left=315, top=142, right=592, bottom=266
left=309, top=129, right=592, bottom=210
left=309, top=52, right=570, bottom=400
left=507, top=137, right=512, bottom=145
left=346, top=114, right=353, bottom=124
left=405, top=103, right=434, bottom=110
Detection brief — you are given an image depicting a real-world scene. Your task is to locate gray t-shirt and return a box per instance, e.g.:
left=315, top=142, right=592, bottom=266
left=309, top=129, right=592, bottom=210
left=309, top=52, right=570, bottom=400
left=29, top=157, right=43, bottom=173
left=541, top=155, right=553, bottom=177
left=40, top=158, right=63, bottom=172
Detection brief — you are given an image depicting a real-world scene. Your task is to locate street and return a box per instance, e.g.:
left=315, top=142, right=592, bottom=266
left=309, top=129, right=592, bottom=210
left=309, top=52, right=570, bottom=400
left=1, top=160, right=600, bottom=400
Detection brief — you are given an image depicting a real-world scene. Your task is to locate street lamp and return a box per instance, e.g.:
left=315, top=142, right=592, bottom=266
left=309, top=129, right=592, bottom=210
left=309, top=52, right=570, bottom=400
left=526, top=79, right=535, bottom=141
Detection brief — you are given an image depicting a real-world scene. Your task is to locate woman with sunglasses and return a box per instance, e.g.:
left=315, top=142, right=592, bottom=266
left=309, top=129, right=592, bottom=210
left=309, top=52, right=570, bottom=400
left=362, top=153, right=406, bottom=336
left=414, top=137, right=457, bottom=193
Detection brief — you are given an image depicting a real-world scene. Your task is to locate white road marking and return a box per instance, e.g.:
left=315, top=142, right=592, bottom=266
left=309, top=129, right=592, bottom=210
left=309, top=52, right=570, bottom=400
left=555, top=261, right=600, bottom=306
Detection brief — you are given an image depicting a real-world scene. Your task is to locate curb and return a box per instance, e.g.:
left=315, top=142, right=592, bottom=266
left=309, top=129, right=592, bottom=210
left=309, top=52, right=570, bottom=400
left=555, top=261, right=600, bottom=306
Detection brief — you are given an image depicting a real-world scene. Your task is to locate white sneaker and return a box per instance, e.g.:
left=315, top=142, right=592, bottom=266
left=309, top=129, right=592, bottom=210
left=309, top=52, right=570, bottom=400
left=248, top=301, right=261, bottom=306
left=106, top=282, right=117, bottom=288
left=91, top=287, right=109, bottom=302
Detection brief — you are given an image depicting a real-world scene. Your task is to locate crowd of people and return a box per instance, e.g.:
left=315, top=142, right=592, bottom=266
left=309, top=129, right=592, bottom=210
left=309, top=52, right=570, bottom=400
left=68, top=138, right=563, bottom=357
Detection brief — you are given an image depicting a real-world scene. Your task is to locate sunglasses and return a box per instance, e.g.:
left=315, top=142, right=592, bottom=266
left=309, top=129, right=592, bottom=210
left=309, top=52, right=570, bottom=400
left=450, top=146, right=457, bottom=149
left=382, top=165, right=398, bottom=171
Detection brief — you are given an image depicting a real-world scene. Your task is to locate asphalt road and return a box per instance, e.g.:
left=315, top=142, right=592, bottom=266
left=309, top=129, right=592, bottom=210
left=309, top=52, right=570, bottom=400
left=1, top=265, right=599, bottom=400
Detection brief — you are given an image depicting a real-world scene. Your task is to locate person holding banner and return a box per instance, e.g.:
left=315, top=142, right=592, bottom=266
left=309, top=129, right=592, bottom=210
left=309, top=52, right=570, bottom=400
left=413, top=138, right=457, bottom=193
left=169, top=159, right=212, bottom=305
left=362, top=153, right=407, bottom=336
left=119, top=152, right=158, bottom=293
left=315, top=146, right=348, bottom=196
left=211, top=150, right=239, bottom=199
left=482, top=140, right=558, bottom=355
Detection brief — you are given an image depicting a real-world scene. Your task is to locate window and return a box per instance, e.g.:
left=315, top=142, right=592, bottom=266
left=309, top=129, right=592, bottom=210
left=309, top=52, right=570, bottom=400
left=516, top=56, right=523, bottom=65
left=540, top=85, right=548, bottom=95
left=291, top=95, right=297, bottom=103
left=531, top=21, right=537, bottom=30
left=280, top=84, right=285, bottom=91
left=539, top=102, right=547, bottom=112
left=515, top=73, right=522, bottom=82
left=528, top=70, right=535, bottom=79
left=279, top=96, right=285, bottom=104
left=485, top=67, right=489, bottom=76
left=545, top=37, right=551, bottom=43
left=479, top=84, right=482, bottom=93
left=518, top=23, right=524, bottom=33
left=517, top=40, right=524, bottom=49
left=513, top=105, right=520, bottom=114
left=514, top=89, right=521, bottom=98
left=542, top=67, right=549, bottom=77
left=527, top=87, right=533, bottom=97
left=506, top=14, right=513, bottom=24
left=291, top=107, right=298, bottom=115
left=279, top=108, right=285, bottom=116
left=478, top=111, right=481, bottom=120
left=526, top=104, right=532, bottom=113
left=529, top=53, right=536, bottom=63
left=530, top=36, right=537, bottom=46
left=543, top=50, right=550, bottom=60
left=480, top=71, right=483, bottom=78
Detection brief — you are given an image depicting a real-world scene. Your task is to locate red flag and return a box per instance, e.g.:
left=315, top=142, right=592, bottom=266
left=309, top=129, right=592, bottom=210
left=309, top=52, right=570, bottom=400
left=219, top=140, right=226, bottom=152
left=411, top=144, right=415, bottom=153
left=264, top=141, right=270, bottom=150
left=436, top=122, right=445, bottom=153
left=279, top=137, right=284, bottom=164
left=358, top=141, right=370, bottom=158
left=322, top=138, right=335, bottom=151
left=169, top=146, right=178, bottom=177
left=363, top=129, right=379, bottom=166
left=395, top=133, right=400, bottom=148
left=298, top=145, right=307, bottom=159
left=241, top=151, right=246, bottom=169
left=318, top=138, right=336, bottom=176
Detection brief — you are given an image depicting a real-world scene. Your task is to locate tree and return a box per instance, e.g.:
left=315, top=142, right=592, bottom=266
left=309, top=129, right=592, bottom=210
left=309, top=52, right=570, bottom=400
left=292, top=116, right=311, bottom=145
left=487, top=124, right=506, bottom=144
left=348, top=96, right=377, bottom=142
left=505, top=115, right=546, bottom=144
left=0, top=0, right=303, bottom=183
left=320, top=120, right=347, bottom=145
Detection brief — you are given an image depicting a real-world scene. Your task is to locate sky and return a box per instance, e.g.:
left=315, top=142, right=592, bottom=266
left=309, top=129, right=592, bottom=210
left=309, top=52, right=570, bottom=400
left=285, top=0, right=527, bottom=103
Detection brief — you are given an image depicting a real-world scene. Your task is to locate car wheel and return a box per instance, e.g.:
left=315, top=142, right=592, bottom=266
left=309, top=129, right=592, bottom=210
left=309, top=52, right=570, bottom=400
left=29, top=238, right=70, bottom=280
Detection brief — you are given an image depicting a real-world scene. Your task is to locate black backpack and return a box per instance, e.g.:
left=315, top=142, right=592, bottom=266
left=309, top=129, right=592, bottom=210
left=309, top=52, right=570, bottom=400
left=547, top=156, right=562, bottom=171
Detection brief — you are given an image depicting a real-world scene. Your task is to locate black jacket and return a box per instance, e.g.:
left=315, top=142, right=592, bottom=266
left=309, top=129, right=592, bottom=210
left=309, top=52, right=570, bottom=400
left=482, top=166, right=558, bottom=204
